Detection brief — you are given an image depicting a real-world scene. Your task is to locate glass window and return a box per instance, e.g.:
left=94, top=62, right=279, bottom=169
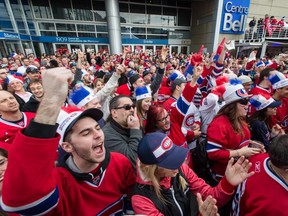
left=147, top=14, right=162, bottom=25
left=0, top=1, right=14, bottom=31
left=92, top=0, right=106, bottom=21
left=56, top=23, right=76, bottom=31
left=161, top=15, right=176, bottom=26
left=78, top=32, right=96, bottom=37
left=51, top=0, right=74, bottom=20
left=121, top=34, right=130, bottom=38
left=130, top=4, right=145, bottom=14
left=147, top=28, right=167, bottom=34
left=10, top=0, right=23, bottom=19
left=163, top=7, right=176, bottom=16
left=77, top=24, right=95, bottom=32
left=148, top=0, right=161, bottom=5
left=178, top=9, right=191, bottom=26
left=58, top=32, right=77, bottom=36
left=133, top=34, right=146, bottom=39
left=31, top=0, right=52, bottom=19
left=39, top=22, right=55, bottom=30
left=130, top=13, right=146, bottom=24
left=131, top=27, right=145, bottom=34
left=27, top=21, right=36, bottom=35
left=162, top=0, right=176, bottom=6
left=177, top=1, right=191, bottom=8
left=119, top=3, right=128, bottom=12
left=72, top=0, right=93, bottom=21
left=17, top=21, right=27, bottom=34
left=40, top=31, right=57, bottom=36
left=97, top=33, right=108, bottom=38
left=121, top=26, right=130, bottom=33
left=96, top=25, right=107, bottom=32
left=147, top=6, right=161, bottom=15
left=21, top=0, right=33, bottom=20
left=119, top=3, right=129, bottom=23
left=98, top=45, right=109, bottom=53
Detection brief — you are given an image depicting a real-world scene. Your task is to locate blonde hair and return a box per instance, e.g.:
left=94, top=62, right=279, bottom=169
left=139, top=162, right=187, bottom=203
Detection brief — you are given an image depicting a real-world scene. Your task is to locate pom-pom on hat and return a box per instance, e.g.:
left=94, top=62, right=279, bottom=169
left=135, top=86, right=152, bottom=101
left=138, top=132, right=188, bottom=169
left=223, top=79, right=250, bottom=105
left=69, top=86, right=97, bottom=108
left=268, top=72, right=288, bottom=89
left=250, top=94, right=281, bottom=111
left=56, top=106, right=103, bottom=145
left=255, top=61, right=265, bottom=68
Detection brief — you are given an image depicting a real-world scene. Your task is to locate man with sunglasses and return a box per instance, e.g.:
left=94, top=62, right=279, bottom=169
left=103, top=95, right=142, bottom=168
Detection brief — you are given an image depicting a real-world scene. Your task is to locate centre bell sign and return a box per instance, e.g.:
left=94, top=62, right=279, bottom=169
left=220, top=0, right=250, bottom=34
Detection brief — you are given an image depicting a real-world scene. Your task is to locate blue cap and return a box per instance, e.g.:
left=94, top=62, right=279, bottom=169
left=138, top=132, right=188, bottom=169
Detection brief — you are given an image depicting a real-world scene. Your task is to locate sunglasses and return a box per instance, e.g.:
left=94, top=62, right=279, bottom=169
left=114, top=104, right=136, bottom=110
left=237, top=98, right=249, bottom=105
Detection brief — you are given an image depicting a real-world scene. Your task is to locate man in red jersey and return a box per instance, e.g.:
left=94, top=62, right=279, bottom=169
left=1, top=67, right=135, bottom=215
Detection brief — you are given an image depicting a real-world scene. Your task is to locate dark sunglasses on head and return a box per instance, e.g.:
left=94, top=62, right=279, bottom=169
left=114, top=104, right=136, bottom=110
left=237, top=98, right=249, bottom=105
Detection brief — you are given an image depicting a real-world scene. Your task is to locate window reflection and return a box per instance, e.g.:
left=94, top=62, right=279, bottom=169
left=31, top=0, right=52, bottom=19
left=72, top=0, right=93, bottom=21
left=130, top=14, right=146, bottom=24
left=78, top=32, right=96, bottom=37
left=51, top=0, right=74, bottom=20
left=40, top=31, right=57, bottom=36
left=0, top=1, right=14, bottom=31
left=58, top=32, right=77, bottom=36
left=92, top=0, right=106, bottom=21
left=77, top=24, right=95, bottom=32
left=56, top=23, right=76, bottom=31
left=39, top=22, right=55, bottom=30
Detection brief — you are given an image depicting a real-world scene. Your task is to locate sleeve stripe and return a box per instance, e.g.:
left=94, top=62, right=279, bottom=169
left=1, top=187, right=59, bottom=215
left=176, top=96, right=190, bottom=115
left=206, top=142, right=222, bottom=152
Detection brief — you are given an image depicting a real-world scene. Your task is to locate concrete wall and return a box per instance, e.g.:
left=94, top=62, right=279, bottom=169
left=249, top=0, right=288, bottom=21
left=190, top=0, right=218, bottom=52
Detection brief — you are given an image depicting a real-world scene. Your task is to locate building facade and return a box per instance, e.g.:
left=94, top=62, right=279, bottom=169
left=0, top=0, right=287, bottom=58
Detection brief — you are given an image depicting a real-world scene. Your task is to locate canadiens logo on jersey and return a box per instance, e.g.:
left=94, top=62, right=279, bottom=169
left=184, top=114, right=195, bottom=128
left=280, top=115, right=288, bottom=129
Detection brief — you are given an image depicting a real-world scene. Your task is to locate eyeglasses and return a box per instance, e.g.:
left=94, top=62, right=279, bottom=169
left=237, top=98, right=249, bottom=105
left=157, top=113, right=170, bottom=123
left=114, top=104, right=136, bottom=110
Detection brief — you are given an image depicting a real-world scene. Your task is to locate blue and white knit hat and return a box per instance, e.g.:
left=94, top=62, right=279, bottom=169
left=255, top=61, right=265, bottom=68
left=135, top=85, right=152, bottom=101
left=268, top=72, right=288, bottom=89
left=250, top=94, right=281, bottom=111
left=69, top=86, right=97, bottom=108
left=223, top=79, right=249, bottom=105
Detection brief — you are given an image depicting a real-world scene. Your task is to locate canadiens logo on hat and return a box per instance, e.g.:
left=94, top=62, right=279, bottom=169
left=161, top=137, right=173, bottom=151
left=235, top=88, right=248, bottom=98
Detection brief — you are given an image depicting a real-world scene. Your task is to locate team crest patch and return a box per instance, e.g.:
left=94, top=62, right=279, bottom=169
left=161, top=137, right=173, bottom=151
left=184, top=114, right=195, bottom=127
left=281, top=115, right=288, bottom=128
